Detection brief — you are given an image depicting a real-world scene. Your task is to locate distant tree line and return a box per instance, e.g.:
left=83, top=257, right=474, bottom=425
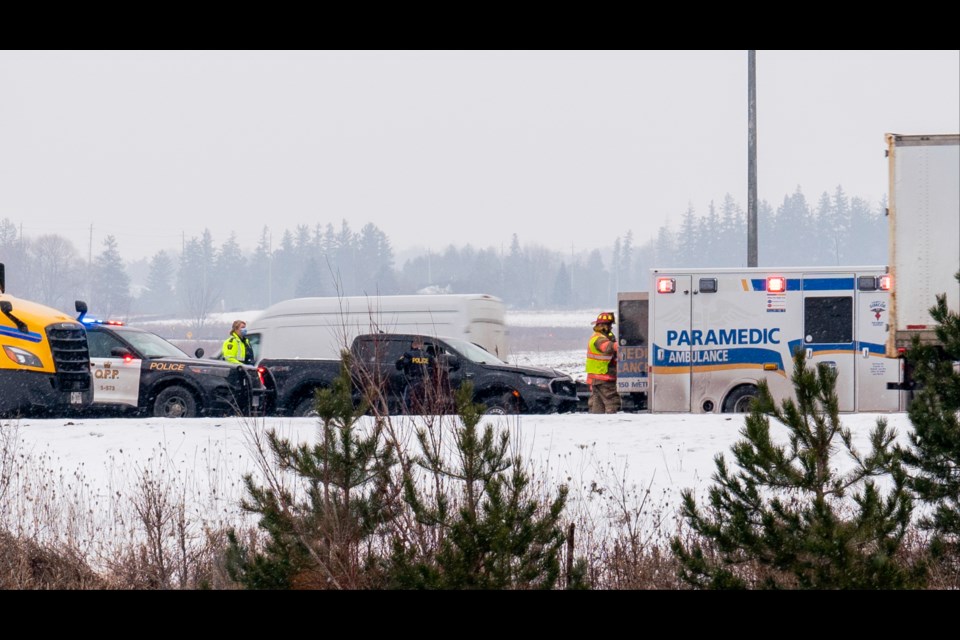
left=0, top=185, right=887, bottom=322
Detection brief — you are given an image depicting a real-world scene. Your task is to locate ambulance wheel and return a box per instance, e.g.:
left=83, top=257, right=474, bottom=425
left=153, top=386, right=198, bottom=418
left=723, top=386, right=758, bottom=413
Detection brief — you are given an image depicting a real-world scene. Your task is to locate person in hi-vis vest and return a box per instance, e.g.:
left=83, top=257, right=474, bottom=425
left=585, top=311, right=620, bottom=414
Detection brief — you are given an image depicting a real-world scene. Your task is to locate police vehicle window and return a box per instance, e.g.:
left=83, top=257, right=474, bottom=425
left=804, top=296, right=853, bottom=343
left=122, top=331, right=189, bottom=358
left=86, top=330, right=125, bottom=358
left=619, top=300, right=647, bottom=344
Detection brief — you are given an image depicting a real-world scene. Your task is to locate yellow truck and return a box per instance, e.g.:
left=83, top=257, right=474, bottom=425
left=0, top=263, right=93, bottom=417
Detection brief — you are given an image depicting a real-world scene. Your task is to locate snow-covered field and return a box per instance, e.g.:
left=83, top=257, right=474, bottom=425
left=3, top=411, right=914, bottom=550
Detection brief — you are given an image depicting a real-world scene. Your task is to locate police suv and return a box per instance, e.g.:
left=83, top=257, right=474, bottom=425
left=79, top=308, right=266, bottom=418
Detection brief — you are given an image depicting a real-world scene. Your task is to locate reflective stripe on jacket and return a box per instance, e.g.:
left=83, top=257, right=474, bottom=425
left=586, top=331, right=617, bottom=383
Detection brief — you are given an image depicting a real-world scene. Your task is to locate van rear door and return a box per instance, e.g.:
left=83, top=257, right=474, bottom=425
left=802, top=273, right=855, bottom=411
left=651, top=274, right=692, bottom=411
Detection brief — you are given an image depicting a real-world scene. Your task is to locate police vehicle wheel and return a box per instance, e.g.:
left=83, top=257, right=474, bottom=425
left=153, top=386, right=198, bottom=418
left=483, top=392, right=519, bottom=416
left=293, top=396, right=318, bottom=418
left=723, top=386, right=758, bottom=413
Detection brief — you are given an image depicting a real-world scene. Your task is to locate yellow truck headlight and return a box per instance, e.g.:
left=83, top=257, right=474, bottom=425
left=4, top=345, right=43, bottom=368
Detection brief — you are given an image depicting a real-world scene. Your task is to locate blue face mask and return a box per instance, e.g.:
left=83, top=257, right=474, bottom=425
left=239, top=328, right=247, bottom=337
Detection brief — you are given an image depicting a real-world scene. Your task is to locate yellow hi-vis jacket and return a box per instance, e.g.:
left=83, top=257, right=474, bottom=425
left=223, top=333, right=252, bottom=364
left=586, top=330, right=618, bottom=383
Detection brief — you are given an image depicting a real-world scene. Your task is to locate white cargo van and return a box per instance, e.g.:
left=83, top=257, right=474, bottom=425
left=246, top=293, right=508, bottom=361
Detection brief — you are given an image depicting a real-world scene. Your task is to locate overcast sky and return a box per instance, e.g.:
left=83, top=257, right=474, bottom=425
left=1, top=50, right=957, bottom=263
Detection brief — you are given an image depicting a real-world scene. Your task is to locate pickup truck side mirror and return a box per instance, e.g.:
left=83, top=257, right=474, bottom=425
left=195, top=347, right=205, bottom=358
left=110, top=346, right=133, bottom=358
left=444, top=354, right=461, bottom=372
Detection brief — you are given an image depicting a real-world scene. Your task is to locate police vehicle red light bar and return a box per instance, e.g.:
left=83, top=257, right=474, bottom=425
left=767, top=276, right=786, bottom=293
left=879, top=275, right=892, bottom=291
left=656, top=278, right=676, bottom=294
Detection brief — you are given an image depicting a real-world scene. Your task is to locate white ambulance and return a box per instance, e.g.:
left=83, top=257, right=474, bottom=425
left=643, top=266, right=904, bottom=413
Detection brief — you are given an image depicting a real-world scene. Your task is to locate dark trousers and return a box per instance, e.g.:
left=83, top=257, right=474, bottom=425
left=589, top=380, right=621, bottom=414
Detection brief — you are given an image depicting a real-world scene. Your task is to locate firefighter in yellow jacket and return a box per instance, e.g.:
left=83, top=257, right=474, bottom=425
left=586, top=311, right=620, bottom=414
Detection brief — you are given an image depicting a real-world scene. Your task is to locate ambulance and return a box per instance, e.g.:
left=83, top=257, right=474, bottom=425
left=619, top=266, right=904, bottom=413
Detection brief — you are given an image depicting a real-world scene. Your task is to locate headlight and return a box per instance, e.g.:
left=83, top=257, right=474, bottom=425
left=4, top=345, right=44, bottom=368
left=521, top=375, right=551, bottom=390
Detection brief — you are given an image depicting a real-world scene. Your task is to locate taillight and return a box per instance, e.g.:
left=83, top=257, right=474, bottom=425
left=656, top=278, right=676, bottom=294
left=767, top=276, right=786, bottom=293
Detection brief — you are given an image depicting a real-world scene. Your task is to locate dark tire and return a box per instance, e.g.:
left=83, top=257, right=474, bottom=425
left=723, top=386, right=759, bottom=413
left=483, top=392, right=520, bottom=416
left=292, top=396, right=318, bottom=418
left=153, top=386, right=198, bottom=418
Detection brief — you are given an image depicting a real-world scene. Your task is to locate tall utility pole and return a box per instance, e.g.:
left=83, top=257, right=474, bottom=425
left=89, top=223, right=94, bottom=303
left=747, top=50, right=758, bottom=267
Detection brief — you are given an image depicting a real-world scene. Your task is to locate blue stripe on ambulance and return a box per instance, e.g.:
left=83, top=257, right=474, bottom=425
left=652, top=344, right=785, bottom=373
left=785, top=339, right=887, bottom=357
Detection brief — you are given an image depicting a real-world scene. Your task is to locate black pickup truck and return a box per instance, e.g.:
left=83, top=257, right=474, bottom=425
left=261, top=333, right=580, bottom=417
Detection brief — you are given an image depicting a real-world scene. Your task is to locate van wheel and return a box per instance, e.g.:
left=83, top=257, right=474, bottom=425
left=483, top=392, right=519, bottom=416
left=293, top=396, right=318, bottom=418
left=153, top=386, right=198, bottom=418
left=723, top=386, right=759, bottom=413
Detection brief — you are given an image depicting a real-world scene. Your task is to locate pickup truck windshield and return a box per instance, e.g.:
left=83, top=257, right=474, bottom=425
left=443, top=337, right=506, bottom=365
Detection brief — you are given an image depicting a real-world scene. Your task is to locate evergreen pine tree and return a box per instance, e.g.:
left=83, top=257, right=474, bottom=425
left=225, top=355, right=398, bottom=589
left=140, top=250, right=175, bottom=315
left=383, top=382, right=579, bottom=589
left=670, top=349, right=924, bottom=589
left=551, top=262, right=572, bottom=308
left=898, top=271, right=960, bottom=564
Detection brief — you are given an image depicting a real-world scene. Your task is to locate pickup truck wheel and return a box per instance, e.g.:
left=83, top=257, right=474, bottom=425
left=483, top=392, right=519, bottom=416
left=293, top=396, right=318, bottom=418
left=153, top=386, right=198, bottom=418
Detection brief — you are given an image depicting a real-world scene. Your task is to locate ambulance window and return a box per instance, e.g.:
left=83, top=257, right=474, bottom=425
left=804, top=297, right=853, bottom=343
left=698, top=278, right=717, bottom=293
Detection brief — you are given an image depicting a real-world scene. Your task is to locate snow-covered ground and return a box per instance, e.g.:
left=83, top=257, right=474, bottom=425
left=2, top=409, right=914, bottom=549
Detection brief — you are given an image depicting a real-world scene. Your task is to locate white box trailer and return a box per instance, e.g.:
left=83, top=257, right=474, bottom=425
left=643, top=266, right=903, bottom=413
left=885, top=132, right=960, bottom=357
left=246, top=293, right=508, bottom=362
